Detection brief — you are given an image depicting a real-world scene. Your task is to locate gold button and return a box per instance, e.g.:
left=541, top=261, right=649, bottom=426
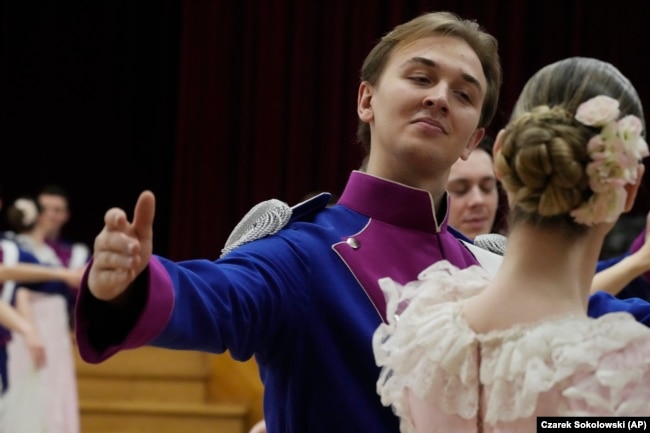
left=346, top=237, right=360, bottom=249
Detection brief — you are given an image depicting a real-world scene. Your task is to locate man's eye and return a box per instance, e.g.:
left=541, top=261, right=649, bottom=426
left=480, top=180, right=497, bottom=193
left=409, top=76, right=430, bottom=84
left=455, top=90, right=471, bottom=102
left=449, top=188, right=468, bottom=197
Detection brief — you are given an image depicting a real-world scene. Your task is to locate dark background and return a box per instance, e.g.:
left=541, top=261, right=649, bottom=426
left=1, top=0, right=648, bottom=260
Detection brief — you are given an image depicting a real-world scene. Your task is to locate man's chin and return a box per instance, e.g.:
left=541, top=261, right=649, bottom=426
left=462, top=226, right=488, bottom=241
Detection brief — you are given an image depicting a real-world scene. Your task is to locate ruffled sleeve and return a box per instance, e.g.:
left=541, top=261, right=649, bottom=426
left=561, top=325, right=650, bottom=415
left=372, top=261, right=490, bottom=432
left=475, top=312, right=650, bottom=421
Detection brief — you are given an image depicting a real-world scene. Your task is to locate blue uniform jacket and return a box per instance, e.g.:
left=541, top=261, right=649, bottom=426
left=76, top=171, right=482, bottom=433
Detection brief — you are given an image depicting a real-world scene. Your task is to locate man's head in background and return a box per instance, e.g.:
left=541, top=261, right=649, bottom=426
left=447, top=135, right=499, bottom=240
left=37, top=184, right=71, bottom=241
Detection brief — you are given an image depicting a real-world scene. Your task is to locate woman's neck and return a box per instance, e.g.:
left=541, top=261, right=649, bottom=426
left=462, top=222, right=606, bottom=333
left=24, top=226, right=47, bottom=244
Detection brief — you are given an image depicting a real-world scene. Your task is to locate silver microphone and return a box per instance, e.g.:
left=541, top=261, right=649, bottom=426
left=473, top=233, right=508, bottom=256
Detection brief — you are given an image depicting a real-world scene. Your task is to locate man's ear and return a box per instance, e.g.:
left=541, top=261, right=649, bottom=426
left=492, top=129, right=506, bottom=180
left=357, top=81, right=374, bottom=122
left=459, top=128, right=485, bottom=161
left=623, top=163, right=646, bottom=212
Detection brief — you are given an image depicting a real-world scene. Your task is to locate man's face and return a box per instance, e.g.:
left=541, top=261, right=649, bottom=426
left=358, top=35, right=486, bottom=180
left=37, top=193, right=70, bottom=237
left=447, top=149, right=498, bottom=239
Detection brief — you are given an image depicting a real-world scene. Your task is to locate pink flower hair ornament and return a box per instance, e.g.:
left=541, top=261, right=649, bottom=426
left=570, top=95, right=649, bottom=225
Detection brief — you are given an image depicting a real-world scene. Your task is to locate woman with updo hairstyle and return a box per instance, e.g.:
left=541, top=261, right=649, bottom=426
left=511, top=57, right=644, bottom=125
left=494, top=104, right=593, bottom=235
left=373, top=56, right=650, bottom=431
left=4, top=194, right=81, bottom=433
left=6, top=196, right=42, bottom=235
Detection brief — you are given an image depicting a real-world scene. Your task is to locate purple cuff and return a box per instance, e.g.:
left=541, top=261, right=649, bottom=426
left=628, top=230, right=650, bottom=281
left=75, top=257, right=175, bottom=363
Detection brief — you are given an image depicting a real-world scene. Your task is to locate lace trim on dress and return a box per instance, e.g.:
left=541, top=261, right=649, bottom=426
left=373, top=261, right=650, bottom=428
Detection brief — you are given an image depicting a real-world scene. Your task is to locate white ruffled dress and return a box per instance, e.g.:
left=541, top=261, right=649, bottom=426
left=373, top=261, right=650, bottom=433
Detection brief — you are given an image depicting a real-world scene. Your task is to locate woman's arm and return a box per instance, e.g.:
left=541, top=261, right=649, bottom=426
left=591, top=212, right=650, bottom=295
left=591, top=253, right=650, bottom=295
left=0, top=288, right=46, bottom=368
left=0, top=263, right=84, bottom=287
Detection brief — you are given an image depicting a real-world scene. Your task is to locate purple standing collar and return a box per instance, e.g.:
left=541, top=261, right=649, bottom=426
left=337, top=171, right=449, bottom=233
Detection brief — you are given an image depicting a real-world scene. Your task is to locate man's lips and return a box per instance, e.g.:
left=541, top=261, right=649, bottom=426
left=412, top=117, right=447, bottom=134
left=463, top=217, right=488, bottom=226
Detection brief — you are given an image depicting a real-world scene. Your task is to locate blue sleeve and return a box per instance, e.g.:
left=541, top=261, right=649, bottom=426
left=596, top=255, right=624, bottom=272
left=18, top=249, right=39, bottom=264
left=151, top=237, right=310, bottom=360
left=22, top=280, right=71, bottom=297
left=588, top=291, right=650, bottom=327
left=14, top=249, right=70, bottom=295
left=77, top=234, right=312, bottom=363
left=596, top=254, right=650, bottom=302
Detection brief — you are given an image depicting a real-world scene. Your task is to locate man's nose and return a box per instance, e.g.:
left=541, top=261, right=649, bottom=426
left=423, top=84, right=449, bottom=114
left=467, top=186, right=486, bottom=204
